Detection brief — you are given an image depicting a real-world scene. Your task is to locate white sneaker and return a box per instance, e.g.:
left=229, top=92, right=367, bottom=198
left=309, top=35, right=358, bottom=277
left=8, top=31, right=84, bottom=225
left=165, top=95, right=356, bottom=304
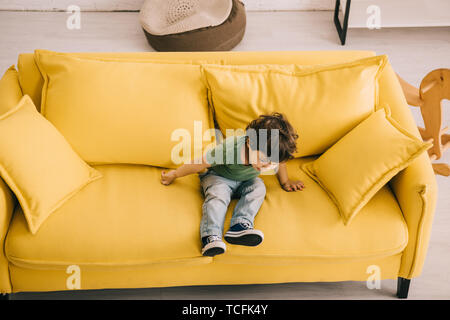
left=201, top=235, right=226, bottom=256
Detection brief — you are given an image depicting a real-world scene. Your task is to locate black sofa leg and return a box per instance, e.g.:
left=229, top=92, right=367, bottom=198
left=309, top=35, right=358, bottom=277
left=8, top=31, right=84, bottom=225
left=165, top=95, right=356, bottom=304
left=0, top=293, right=10, bottom=300
left=397, top=277, right=411, bottom=299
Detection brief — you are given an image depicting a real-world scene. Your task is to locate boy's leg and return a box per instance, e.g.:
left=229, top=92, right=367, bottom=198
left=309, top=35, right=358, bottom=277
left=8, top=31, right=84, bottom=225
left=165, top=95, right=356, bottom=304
left=200, top=172, right=234, bottom=254
left=230, top=177, right=266, bottom=227
left=225, top=177, right=266, bottom=246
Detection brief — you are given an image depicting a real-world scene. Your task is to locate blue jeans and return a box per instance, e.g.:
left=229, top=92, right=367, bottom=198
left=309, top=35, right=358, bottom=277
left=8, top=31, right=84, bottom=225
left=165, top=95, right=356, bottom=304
left=199, top=169, right=266, bottom=239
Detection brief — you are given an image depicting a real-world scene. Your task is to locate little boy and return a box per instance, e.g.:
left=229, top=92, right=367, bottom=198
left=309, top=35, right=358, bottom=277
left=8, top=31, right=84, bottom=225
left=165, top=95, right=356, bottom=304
left=161, top=113, right=305, bottom=256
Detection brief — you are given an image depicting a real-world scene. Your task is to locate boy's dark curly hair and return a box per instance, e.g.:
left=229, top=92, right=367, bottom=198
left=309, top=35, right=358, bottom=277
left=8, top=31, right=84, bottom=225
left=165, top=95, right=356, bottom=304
left=245, top=112, right=299, bottom=163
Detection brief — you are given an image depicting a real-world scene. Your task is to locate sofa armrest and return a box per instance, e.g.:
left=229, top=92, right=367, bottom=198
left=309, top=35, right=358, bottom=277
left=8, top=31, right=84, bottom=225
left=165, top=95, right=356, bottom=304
left=379, top=62, right=439, bottom=279
left=390, top=153, right=438, bottom=279
left=0, top=177, right=15, bottom=294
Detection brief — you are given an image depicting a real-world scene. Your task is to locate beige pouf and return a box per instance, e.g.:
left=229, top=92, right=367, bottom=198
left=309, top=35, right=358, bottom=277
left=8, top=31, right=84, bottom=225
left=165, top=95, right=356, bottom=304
left=140, top=0, right=246, bottom=52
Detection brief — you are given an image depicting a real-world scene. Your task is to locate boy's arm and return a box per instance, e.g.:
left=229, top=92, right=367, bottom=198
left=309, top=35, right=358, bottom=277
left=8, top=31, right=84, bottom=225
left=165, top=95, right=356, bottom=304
left=276, top=162, right=305, bottom=192
left=161, top=156, right=211, bottom=185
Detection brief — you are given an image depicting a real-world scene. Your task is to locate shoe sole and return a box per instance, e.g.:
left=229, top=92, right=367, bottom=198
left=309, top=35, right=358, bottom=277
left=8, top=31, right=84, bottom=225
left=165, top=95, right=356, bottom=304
left=202, top=241, right=226, bottom=257
left=224, top=230, right=264, bottom=246
left=202, top=247, right=225, bottom=257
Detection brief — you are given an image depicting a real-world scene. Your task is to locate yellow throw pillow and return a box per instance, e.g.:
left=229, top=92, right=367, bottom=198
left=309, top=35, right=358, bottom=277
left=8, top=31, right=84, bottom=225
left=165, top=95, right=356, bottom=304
left=202, top=55, right=388, bottom=157
left=0, top=95, right=102, bottom=234
left=0, top=65, right=23, bottom=115
left=35, top=49, right=214, bottom=168
left=301, top=106, right=432, bottom=225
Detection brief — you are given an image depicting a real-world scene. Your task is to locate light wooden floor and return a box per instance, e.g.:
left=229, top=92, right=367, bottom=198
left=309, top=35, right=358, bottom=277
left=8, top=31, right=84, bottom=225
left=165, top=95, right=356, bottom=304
left=1, top=11, right=449, bottom=300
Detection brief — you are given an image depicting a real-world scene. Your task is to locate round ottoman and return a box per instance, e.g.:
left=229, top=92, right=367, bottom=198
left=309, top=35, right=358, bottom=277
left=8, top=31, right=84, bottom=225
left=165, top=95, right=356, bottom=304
left=140, top=0, right=246, bottom=52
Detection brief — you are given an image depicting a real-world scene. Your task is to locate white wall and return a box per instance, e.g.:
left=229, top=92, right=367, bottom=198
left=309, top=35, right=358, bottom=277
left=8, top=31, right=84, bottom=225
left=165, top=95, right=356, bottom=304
left=0, top=0, right=335, bottom=11
left=345, top=0, right=450, bottom=28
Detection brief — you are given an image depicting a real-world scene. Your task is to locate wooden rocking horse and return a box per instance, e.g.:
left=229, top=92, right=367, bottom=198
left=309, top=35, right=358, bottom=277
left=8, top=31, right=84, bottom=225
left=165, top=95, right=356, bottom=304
left=397, top=69, right=450, bottom=176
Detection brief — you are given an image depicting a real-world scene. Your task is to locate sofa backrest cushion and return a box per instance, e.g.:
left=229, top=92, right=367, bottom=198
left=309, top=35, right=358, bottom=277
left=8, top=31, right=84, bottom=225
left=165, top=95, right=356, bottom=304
left=34, top=50, right=214, bottom=168
left=17, top=51, right=376, bottom=112
left=202, top=55, right=387, bottom=157
left=202, top=56, right=387, bottom=157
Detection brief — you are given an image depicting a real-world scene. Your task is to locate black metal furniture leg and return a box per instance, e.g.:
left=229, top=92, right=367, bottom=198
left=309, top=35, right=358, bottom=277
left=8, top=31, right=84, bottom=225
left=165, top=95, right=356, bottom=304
left=397, top=277, right=411, bottom=299
left=334, top=0, right=351, bottom=45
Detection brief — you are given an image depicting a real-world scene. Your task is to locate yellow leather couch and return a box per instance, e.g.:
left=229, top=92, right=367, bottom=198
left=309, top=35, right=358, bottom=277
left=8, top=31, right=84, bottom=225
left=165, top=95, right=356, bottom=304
left=0, top=51, right=437, bottom=298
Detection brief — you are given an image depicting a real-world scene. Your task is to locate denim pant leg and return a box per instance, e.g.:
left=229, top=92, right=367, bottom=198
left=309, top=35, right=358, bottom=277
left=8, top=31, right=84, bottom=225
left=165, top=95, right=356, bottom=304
left=200, top=171, right=236, bottom=239
left=230, top=177, right=266, bottom=228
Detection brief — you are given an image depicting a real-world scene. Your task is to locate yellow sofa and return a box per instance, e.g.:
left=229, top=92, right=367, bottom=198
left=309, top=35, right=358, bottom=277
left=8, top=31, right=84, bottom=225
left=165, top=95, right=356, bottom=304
left=0, top=51, right=437, bottom=299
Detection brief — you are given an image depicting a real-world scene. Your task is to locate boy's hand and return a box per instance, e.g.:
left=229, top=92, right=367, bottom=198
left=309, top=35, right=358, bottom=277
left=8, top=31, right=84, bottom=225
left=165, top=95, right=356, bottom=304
left=281, top=180, right=305, bottom=192
left=161, top=170, right=177, bottom=186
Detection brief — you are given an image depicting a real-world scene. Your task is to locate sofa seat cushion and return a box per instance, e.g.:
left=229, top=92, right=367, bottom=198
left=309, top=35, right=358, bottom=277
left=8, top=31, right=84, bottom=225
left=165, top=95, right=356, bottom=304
left=215, top=158, right=408, bottom=265
left=5, top=158, right=408, bottom=269
left=5, top=165, right=211, bottom=270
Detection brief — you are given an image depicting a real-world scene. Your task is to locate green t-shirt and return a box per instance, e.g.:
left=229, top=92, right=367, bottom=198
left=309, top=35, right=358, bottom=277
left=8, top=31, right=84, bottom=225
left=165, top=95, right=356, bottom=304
left=206, top=135, right=260, bottom=181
